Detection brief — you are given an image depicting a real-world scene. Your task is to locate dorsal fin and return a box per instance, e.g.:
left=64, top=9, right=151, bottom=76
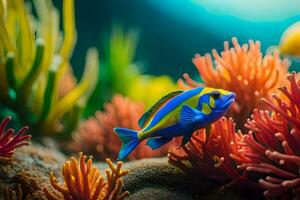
left=138, top=90, right=183, bottom=128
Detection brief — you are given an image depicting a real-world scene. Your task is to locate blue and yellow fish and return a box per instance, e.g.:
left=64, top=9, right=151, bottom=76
left=114, top=87, right=236, bottom=160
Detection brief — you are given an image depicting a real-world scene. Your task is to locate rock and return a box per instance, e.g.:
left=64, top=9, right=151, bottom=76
left=119, top=157, right=245, bottom=200
left=0, top=143, right=66, bottom=200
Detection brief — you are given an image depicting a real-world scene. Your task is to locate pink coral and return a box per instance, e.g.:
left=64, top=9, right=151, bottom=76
left=169, top=117, right=249, bottom=184
left=0, top=117, right=31, bottom=160
left=179, top=37, right=289, bottom=129
left=71, top=94, right=180, bottom=160
left=238, top=73, right=300, bottom=199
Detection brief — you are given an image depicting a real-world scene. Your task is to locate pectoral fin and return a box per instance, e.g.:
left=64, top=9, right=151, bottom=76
left=147, top=137, right=172, bottom=150
left=179, top=105, right=204, bottom=128
left=180, top=132, right=193, bottom=147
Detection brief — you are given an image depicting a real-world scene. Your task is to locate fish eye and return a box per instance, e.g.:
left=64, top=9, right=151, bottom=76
left=211, top=91, right=221, bottom=100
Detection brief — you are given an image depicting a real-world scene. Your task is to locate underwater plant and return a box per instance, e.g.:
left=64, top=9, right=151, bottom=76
left=168, top=117, right=249, bottom=184
left=84, top=26, right=137, bottom=116
left=179, top=37, right=289, bottom=129
left=0, top=117, right=31, bottom=160
left=0, top=0, right=98, bottom=136
left=44, top=152, right=129, bottom=200
left=238, top=72, right=300, bottom=199
left=4, top=184, right=30, bottom=200
left=85, top=26, right=177, bottom=117
left=104, top=26, right=178, bottom=108
left=71, top=94, right=179, bottom=160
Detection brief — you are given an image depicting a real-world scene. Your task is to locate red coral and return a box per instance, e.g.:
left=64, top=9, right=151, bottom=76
left=239, top=73, right=300, bottom=199
left=169, top=117, right=249, bottom=184
left=71, top=94, right=180, bottom=160
left=0, top=117, right=31, bottom=160
left=179, top=37, right=289, bottom=129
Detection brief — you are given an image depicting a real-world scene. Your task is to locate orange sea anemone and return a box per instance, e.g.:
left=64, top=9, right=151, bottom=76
left=44, top=152, right=129, bottom=200
left=179, top=37, right=289, bottom=129
left=238, top=72, right=300, bottom=199
left=70, top=94, right=179, bottom=160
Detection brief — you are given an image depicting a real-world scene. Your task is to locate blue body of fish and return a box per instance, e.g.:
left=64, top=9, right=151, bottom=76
left=114, top=87, right=236, bottom=160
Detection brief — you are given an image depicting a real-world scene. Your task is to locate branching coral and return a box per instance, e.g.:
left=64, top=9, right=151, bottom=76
left=4, top=184, right=30, bottom=200
left=169, top=117, right=249, bottom=184
left=0, top=117, right=31, bottom=160
left=179, top=37, right=289, bottom=129
left=71, top=94, right=180, bottom=160
left=238, top=72, right=300, bottom=199
left=0, top=0, right=98, bottom=136
left=44, top=152, right=129, bottom=200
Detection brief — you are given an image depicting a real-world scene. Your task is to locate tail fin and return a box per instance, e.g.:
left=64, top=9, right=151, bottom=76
left=114, top=128, right=139, bottom=160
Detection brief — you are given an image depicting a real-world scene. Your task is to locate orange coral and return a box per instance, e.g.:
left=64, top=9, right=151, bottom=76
left=70, top=94, right=180, bottom=160
left=169, top=117, right=249, bottom=184
left=4, top=184, right=30, bottom=200
left=238, top=73, right=300, bottom=199
left=179, top=37, right=289, bottom=129
left=44, top=152, right=129, bottom=200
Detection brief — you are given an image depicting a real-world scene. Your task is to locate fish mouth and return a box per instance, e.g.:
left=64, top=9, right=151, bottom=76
left=222, top=92, right=236, bottom=108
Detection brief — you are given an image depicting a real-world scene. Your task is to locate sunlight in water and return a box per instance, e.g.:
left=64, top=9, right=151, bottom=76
left=192, top=0, right=300, bottom=22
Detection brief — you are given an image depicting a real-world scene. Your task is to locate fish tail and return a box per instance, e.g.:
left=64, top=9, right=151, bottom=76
left=114, top=128, right=139, bottom=160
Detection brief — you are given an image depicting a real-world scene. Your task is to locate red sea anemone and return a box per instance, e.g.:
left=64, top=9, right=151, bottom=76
left=238, top=72, right=300, bottom=199
left=169, top=117, right=249, bottom=184
left=0, top=117, right=31, bottom=160
left=179, top=37, right=289, bottom=129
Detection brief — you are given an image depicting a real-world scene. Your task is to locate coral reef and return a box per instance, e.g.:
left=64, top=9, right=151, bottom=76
left=169, top=56, right=300, bottom=199
left=0, top=143, right=251, bottom=200
left=168, top=117, right=250, bottom=185
left=71, top=94, right=180, bottom=160
left=0, top=0, right=98, bottom=136
left=238, top=72, right=300, bottom=199
left=179, top=37, right=289, bottom=129
left=0, top=117, right=31, bottom=160
left=44, top=152, right=129, bottom=200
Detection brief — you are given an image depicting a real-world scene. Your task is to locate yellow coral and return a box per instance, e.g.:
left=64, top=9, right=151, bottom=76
left=44, top=152, right=129, bottom=200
